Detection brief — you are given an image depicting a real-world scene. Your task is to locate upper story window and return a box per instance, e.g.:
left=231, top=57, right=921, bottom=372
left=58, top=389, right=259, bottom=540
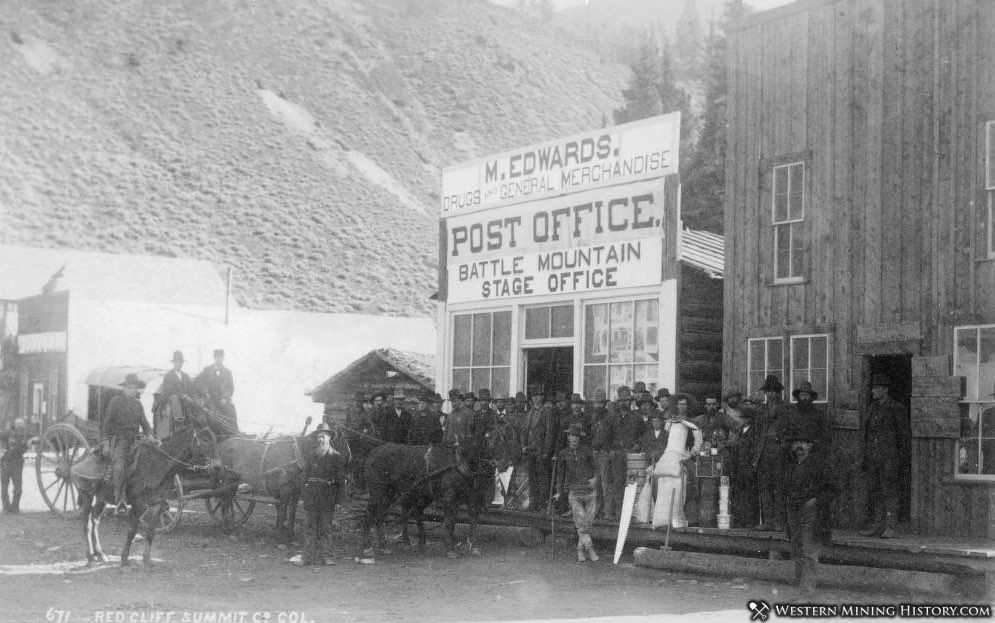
left=772, top=162, right=806, bottom=281
left=954, top=324, right=995, bottom=477
left=986, top=121, right=994, bottom=258
left=747, top=337, right=783, bottom=397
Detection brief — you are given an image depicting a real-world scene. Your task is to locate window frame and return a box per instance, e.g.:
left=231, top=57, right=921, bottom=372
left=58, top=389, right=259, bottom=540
left=954, top=323, right=995, bottom=480
left=522, top=303, right=574, bottom=342
left=986, top=121, right=995, bottom=258
left=788, top=333, right=830, bottom=404
left=581, top=297, right=660, bottom=398
left=747, top=336, right=784, bottom=397
left=771, top=161, right=806, bottom=282
left=451, top=309, right=512, bottom=395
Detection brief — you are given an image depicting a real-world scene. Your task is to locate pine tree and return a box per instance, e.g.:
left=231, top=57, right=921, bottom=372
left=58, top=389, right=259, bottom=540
left=612, top=33, right=690, bottom=126
left=674, top=0, right=704, bottom=81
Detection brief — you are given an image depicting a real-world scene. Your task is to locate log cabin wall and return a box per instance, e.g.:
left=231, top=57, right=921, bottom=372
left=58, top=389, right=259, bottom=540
left=677, top=265, right=723, bottom=399
left=724, top=0, right=995, bottom=537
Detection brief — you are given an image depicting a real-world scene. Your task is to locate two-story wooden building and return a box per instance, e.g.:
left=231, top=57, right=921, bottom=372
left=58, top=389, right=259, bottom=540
left=724, top=0, right=994, bottom=538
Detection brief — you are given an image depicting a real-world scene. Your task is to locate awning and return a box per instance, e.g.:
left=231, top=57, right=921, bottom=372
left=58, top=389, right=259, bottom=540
left=84, top=366, right=168, bottom=390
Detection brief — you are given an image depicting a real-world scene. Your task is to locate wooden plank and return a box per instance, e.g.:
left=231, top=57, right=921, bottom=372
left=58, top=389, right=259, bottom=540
left=878, top=0, right=904, bottom=326
left=910, top=376, right=965, bottom=398
left=912, top=355, right=951, bottom=377
left=911, top=417, right=960, bottom=439
left=861, top=0, right=885, bottom=328
left=952, top=0, right=975, bottom=315
left=855, top=322, right=923, bottom=344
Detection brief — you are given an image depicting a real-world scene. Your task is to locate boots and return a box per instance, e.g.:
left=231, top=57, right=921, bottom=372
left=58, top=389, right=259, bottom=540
left=585, top=544, right=600, bottom=562
left=576, top=546, right=587, bottom=562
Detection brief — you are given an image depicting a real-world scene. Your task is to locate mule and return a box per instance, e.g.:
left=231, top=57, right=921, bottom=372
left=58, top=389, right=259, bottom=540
left=72, top=423, right=215, bottom=567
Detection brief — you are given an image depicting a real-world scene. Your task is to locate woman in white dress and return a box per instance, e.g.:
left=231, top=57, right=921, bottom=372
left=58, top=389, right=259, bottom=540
left=648, top=396, right=703, bottom=529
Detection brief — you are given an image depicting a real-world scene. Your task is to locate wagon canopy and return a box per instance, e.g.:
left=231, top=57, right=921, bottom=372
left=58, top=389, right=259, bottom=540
left=85, top=366, right=167, bottom=390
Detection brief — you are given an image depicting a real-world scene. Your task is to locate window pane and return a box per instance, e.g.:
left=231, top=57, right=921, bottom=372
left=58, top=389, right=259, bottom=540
left=471, top=368, right=491, bottom=395
left=452, top=368, right=471, bottom=394
left=792, top=369, right=808, bottom=397
left=793, top=337, right=809, bottom=370
left=634, top=365, right=657, bottom=394
left=749, top=340, right=765, bottom=372
left=982, top=440, right=995, bottom=475
left=768, top=339, right=783, bottom=371
left=774, top=167, right=788, bottom=222
left=525, top=307, right=550, bottom=340
left=811, top=367, right=828, bottom=399
left=789, top=164, right=804, bottom=219
left=609, top=365, right=633, bottom=395
left=492, top=311, right=511, bottom=365
left=453, top=315, right=472, bottom=367
left=790, top=222, right=805, bottom=277
left=982, top=404, right=995, bottom=438
left=472, top=313, right=492, bottom=366
left=551, top=304, right=574, bottom=338
left=491, top=367, right=510, bottom=398
left=585, top=304, right=608, bottom=364
left=584, top=366, right=607, bottom=399
left=609, top=302, right=634, bottom=363
left=956, top=328, right=980, bottom=401
left=811, top=336, right=828, bottom=368
left=775, top=225, right=790, bottom=279
left=635, top=299, right=659, bottom=362
left=749, top=371, right=765, bottom=396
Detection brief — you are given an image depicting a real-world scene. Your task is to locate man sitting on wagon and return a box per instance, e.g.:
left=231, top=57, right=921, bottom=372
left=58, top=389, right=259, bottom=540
left=101, top=373, right=158, bottom=515
left=154, top=350, right=193, bottom=438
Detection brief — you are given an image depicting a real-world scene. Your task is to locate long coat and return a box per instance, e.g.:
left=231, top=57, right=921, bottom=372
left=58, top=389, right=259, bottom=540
left=195, top=365, right=234, bottom=406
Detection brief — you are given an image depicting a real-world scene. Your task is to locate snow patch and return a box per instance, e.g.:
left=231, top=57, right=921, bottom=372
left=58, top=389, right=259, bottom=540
left=452, top=131, right=479, bottom=155
left=11, top=35, right=68, bottom=75
left=347, top=151, right=426, bottom=214
left=257, top=89, right=347, bottom=176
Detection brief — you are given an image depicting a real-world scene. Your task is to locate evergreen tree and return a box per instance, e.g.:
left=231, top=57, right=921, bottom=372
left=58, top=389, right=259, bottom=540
left=612, top=32, right=690, bottom=127
left=674, top=0, right=704, bottom=81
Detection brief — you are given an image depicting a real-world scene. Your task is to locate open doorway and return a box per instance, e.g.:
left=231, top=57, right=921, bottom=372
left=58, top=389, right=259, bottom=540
left=524, top=347, right=573, bottom=400
left=866, top=354, right=913, bottom=522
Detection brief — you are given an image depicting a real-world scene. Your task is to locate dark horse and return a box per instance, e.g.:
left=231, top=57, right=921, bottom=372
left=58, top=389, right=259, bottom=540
left=361, top=429, right=514, bottom=558
left=212, top=422, right=350, bottom=542
left=72, top=423, right=215, bottom=566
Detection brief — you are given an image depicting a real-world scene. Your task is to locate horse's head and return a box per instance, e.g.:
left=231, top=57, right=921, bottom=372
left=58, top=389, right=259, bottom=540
left=159, top=423, right=217, bottom=467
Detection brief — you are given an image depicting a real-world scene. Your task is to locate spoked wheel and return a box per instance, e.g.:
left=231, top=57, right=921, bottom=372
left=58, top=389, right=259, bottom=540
left=205, top=495, right=256, bottom=527
left=35, top=424, right=89, bottom=513
left=152, top=475, right=185, bottom=533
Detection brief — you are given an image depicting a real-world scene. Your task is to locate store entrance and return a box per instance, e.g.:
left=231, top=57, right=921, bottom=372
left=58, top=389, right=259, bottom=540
left=524, top=347, right=573, bottom=400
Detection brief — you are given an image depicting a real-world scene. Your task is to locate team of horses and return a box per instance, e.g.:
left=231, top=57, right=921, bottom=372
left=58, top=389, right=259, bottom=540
left=70, top=403, right=515, bottom=566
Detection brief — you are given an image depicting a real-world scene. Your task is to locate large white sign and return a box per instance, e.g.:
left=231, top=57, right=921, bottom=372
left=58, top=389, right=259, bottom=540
left=441, top=113, right=680, bottom=215
left=445, top=180, right=667, bottom=264
left=447, top=237, right=663, bottom=303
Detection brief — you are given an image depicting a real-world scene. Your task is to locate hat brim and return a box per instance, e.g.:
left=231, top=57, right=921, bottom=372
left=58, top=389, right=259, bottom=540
left=792, top=389, right=819, bottom=399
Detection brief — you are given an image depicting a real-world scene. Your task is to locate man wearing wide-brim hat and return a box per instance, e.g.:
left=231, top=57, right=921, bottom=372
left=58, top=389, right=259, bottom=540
left=553, top=422, right=599, bottom=562
left=860, top=373, right=905, bottom=538
left=754, top=375, right=791, bottom=531
left=604, top=385, right=645, bottom=520
left=524, top=389, right=557, bottom=508
left=783, top=426, right=834, bottom=594
left=155, top=351, right=192, bottom=439
left=300, top=423, right=346, bottom=566
left=101, top=373, right=156, bottom=514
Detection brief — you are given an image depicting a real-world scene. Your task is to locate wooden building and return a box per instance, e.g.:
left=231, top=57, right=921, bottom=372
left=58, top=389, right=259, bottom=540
left=434, top=114, right=723, bottom=403
left=309, top=347, right=436, bottom=418
left=724, top=0, right=995, bottom=537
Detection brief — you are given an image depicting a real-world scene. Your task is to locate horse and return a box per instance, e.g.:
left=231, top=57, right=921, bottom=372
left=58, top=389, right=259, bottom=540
left=360, top=442, right=468, bottom=557
left=361, top=426, right=515, bottom=558
left=211, top=422, right=350, bottom=542
left=72, top=423, right=216, bottom=567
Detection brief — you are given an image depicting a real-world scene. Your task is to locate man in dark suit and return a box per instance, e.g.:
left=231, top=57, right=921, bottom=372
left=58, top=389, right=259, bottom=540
left=374, top=388, right=412, bottom=444
left=155, top=351, right=192, bottom=438
left=406, top=390, right=443, bottom=446
left=196, top=349, right=238, bottom=433
left=754, top=375, right=791, bottom=531
left=860, top=373, right=906, bottom=538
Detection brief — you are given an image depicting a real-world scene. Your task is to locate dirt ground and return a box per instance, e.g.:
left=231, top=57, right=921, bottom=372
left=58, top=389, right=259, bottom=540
left=0, top=495, right=947, bottom=623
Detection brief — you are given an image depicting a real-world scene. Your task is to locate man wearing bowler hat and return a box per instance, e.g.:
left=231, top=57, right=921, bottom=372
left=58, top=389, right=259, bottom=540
left=860, top=373, right=905, bottom=538
left=155, top=351, right=192, bottom=438
left=101, top=373, right=156, bottom=514
left=374, top=388, right=412, bottom=444
left=196, top=349, right=237, bottom=434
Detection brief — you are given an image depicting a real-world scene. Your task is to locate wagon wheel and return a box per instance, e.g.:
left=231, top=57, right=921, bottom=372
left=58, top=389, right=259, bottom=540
left=152, top=475, right=185, bottom=533
left=205, top=495, right=256, bottom=527
left=35, top=423, right=89, bottom=513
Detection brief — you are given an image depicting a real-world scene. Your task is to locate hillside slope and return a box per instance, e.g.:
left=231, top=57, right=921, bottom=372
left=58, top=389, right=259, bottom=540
left=0, top=0, right=626, bottom=315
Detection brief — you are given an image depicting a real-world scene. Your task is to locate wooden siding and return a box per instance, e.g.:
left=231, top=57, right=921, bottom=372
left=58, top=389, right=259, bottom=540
left=725, top=0, right=995, bottom=537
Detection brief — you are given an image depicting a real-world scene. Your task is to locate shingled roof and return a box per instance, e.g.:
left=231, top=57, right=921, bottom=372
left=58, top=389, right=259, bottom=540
left=309, top=347, right=435, bottom=404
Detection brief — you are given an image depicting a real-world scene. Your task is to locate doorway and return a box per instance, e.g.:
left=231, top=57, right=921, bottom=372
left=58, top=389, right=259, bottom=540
left=524, top=347, right=573, bottom=400
left=866, top=354, right=912, bottom=522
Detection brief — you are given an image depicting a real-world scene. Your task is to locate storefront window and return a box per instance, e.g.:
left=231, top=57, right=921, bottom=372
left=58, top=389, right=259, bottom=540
left=453, top=310, right=511, bottom=395
left=525, top=304, right=574, bottom=340
left=583, top=299, right=658, bottom=397
left=955, top=324, right=995, bottom=477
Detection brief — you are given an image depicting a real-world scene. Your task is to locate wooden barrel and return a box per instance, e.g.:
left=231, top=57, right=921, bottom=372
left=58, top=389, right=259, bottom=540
left=626, top=452, right=649, bottom=472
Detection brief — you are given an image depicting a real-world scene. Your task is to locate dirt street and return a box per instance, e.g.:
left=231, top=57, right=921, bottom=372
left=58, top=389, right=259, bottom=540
left=0, top=495, right=935, bottom=623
